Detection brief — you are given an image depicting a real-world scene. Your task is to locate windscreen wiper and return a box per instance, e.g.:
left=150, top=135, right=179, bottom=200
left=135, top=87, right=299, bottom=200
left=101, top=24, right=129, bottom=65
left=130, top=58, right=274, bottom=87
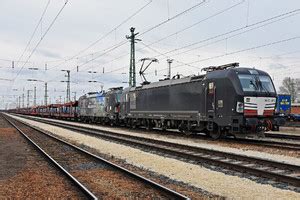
left=254, top=75, right=270, bottom=96
left=249, top=80, right=258, bottom=90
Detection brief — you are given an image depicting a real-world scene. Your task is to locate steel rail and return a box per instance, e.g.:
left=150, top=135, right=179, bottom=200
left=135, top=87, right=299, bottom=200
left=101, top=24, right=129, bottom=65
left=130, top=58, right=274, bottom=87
left=16, top=114, right=300, bottom=151
left=21, top=116, right=300, bottom=188
left=265, top=133, right=300, bottom=141
left=4, top=114, right=190, bottom=200
left=1, top=114, right=98, bottom=200
left=235, top=138, right=300, bottom=151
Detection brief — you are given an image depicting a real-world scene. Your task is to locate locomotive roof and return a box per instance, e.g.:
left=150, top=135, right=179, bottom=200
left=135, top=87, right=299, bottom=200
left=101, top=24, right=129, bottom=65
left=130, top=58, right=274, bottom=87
left=231, top=67, right=269, bottom=75
left=206, top=67, right=270, bottom=79
left=80, top=91, right=105, bottom=99
left=131, top=75, right=204, bottom=91
left=130, top=67, right=270, bottom=91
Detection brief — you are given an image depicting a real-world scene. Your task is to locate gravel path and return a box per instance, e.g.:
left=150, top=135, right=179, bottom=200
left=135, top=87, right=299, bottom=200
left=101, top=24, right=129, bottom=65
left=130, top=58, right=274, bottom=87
left=0, top=115, right=87, bottom=199
left=9, top=114, right=300, bottom=199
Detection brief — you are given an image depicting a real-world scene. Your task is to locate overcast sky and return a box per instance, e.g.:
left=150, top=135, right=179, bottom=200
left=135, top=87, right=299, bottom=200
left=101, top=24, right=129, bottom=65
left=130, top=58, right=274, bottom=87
left=0, top=0, right=300, bottom=109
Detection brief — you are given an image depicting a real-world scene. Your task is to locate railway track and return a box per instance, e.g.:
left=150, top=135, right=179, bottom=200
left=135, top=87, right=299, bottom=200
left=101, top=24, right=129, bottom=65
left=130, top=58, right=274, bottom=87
left=2, top=114, right=96, bottom=200
left=284, top=121, right=300, bottom=128
left=3, top=114, right=189, bottom=200
left=18, top=114, right=300, bottom=151
left=234, top=137, right=300, bottom=151
left=15, top=114, right=300, bottom=189
left=0, top=115, right=92, bottom=199
left=265, top=133, right=300, bottom=141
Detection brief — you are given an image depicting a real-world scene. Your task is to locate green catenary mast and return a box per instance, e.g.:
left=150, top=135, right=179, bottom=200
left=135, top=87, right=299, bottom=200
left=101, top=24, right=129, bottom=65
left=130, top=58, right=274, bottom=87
left=126, top=27, right=141, bottom=87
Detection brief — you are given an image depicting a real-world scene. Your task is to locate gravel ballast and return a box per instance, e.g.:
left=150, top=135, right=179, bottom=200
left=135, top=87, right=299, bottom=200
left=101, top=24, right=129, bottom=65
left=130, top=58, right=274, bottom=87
left=9, top=114, right=300, bottom=199
left=0, top=115, right=87, bottom=199
left=22, top=115, right=300, bottom=164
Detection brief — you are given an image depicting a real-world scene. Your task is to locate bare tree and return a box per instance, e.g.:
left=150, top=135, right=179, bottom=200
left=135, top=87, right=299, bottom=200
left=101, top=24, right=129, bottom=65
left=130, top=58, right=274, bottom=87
left=279, top=77, right=297, bottom=102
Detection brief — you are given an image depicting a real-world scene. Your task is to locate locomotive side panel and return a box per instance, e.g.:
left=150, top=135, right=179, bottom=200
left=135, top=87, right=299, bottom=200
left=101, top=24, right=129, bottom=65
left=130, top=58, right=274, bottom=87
left=105, top=89, right=123, bottom=122
left=209, top=77, right=240, bottom=126
left=129, top=80, right=206, bottom=122
left=78, top=93, right=106, bottom=119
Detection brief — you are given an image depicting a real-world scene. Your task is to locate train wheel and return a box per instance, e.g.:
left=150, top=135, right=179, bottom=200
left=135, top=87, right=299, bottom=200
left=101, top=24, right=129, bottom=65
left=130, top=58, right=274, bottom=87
left=160, top=121, right=167, bottom=131
left=209, top=131, right=221, bottom=140
left=201, top=129, right=210, bottom=137
left=183, top=130, right=192, bottom=136
left=179, top=123, right=192, bottom=135
left=131, top=120, right=137, bottom=129
left=146, top=120, right=153, bottom=131
left=125, top=120, right=131, bottom=127
left=110, top=121, right=114, bottom=127
left=209, top=124, right=222, bottom=140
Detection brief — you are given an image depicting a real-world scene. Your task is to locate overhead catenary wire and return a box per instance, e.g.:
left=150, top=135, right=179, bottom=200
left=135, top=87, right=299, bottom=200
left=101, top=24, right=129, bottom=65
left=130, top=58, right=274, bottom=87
left=77, top=0, right=207, bottom=70
left=260, top=50, right=300, bottom=59
left=46, top=0, right=210, bottom=92
left=15, top=0, right=51, bottom=67
left=140, top=41, right=199, bottom=69
left=0, top=58, right=13, bottom=62
left=140, top=0, right=245, bottom=52
left=89, top=43, right=198, bottom=81
left=4, top=0, right=69, bottom=109
left=93, top=38, right=300, bottom=79
left=48, top=0, right=153, bottom=71
left=78, top=0, right=153, bottom=56
left=151, top=8, right=300, bottom=59
left=12, top=0, right=69, bottom=82
left=49, top=0, right=208, bottom=73
left=242, top=49, right=300, bottom=65
left=87, top=0, right=245, bottom=72
left=89, top=8, right=300, bottom=78
left=96, top=8, right=300, bottom=71
left=2, top=2, right=299, bottom=108
left=160, top=11, right=300, bottom=59
left=139, top=0, right=207, bottom=37
left=153, top=36, right=300, bottom=74
left=0, top=58, right=33, bottom=64
left=78, top=40, right=128, bottom=68
left=45, top=40, right=128, bottom=83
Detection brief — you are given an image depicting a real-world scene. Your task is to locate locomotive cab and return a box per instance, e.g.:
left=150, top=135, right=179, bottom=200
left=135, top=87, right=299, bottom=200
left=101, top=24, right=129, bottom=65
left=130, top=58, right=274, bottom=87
left=105, top=87, right=123, bottom=125
left=206, top=66, right=284, bottom=138
left=234, top=68, right=284, bottom=136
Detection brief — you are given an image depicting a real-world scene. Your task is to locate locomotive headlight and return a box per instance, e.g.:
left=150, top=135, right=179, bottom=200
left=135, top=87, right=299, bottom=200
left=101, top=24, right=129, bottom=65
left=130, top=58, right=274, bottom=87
left=236, top=102, right=244, bottom=113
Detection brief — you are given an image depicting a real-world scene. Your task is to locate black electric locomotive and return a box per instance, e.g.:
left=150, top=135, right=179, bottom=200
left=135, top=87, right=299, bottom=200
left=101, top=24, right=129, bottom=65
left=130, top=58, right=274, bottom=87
left=119, top=63, right=283, bottom=138
left=11, top=63, right=284, bottom=139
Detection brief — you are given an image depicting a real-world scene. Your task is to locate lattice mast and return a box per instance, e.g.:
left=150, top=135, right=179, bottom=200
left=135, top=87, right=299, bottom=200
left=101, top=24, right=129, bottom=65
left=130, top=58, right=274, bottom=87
left=126, top=27, right=141, bottom=87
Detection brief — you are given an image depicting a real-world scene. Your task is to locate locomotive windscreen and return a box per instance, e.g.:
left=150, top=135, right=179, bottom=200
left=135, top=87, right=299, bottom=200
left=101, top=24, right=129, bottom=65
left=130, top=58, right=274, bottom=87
left=238, top=74, right=275, bottom=93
